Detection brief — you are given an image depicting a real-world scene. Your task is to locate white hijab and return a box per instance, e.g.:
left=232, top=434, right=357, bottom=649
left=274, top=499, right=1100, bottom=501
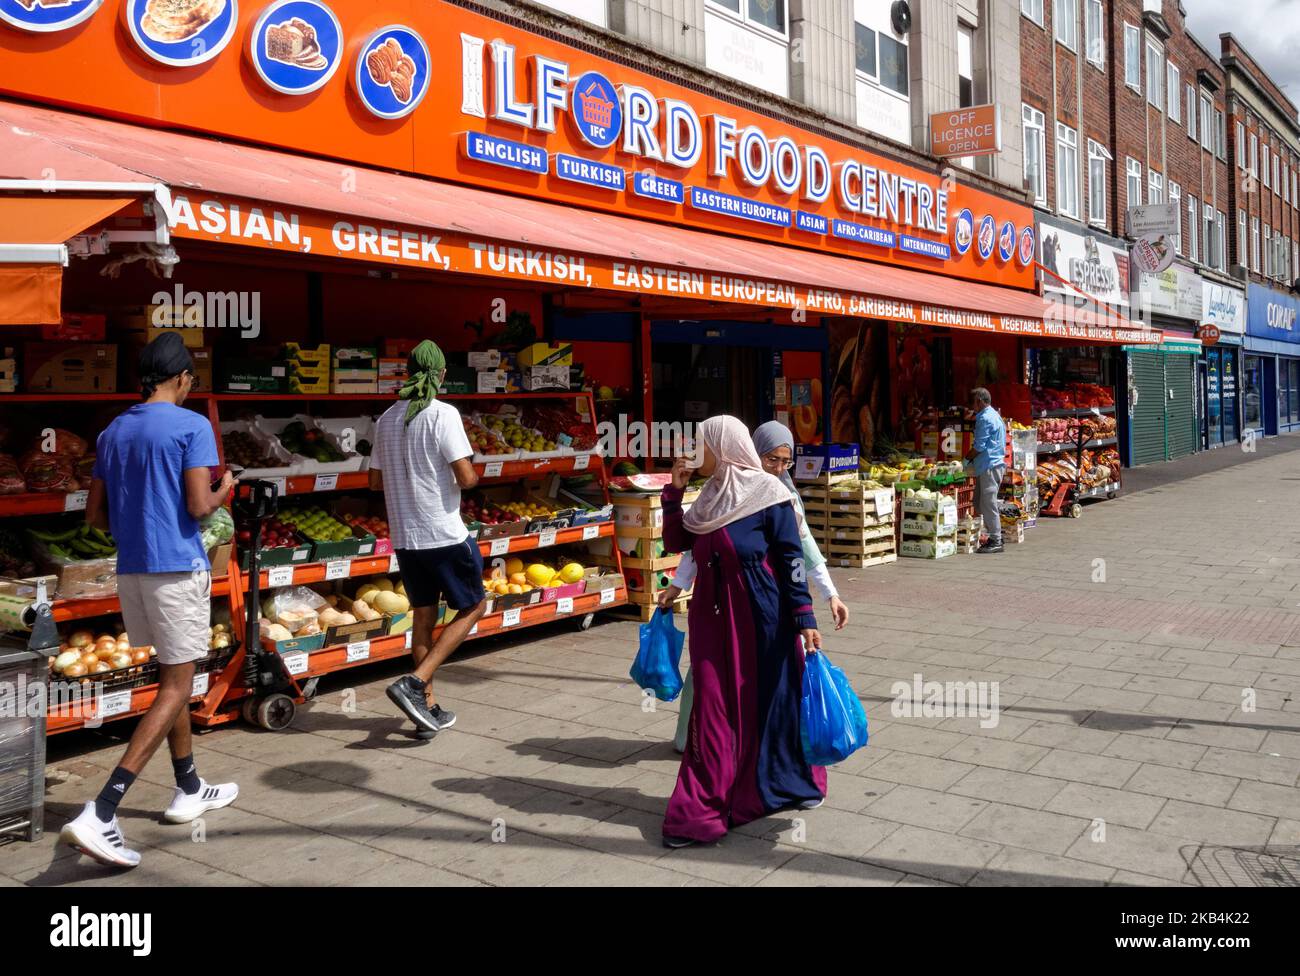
left=682, top=416, right=794, bottom=535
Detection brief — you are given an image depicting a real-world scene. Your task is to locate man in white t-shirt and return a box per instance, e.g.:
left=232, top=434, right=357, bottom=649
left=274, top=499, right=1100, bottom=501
left=370, top=341, right=485, bottom=737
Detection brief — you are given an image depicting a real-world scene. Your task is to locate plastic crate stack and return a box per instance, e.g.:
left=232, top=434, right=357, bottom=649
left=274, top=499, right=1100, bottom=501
left=898, top=491, right=959, bottom=559
left=800, top=475, right=897, bottom=569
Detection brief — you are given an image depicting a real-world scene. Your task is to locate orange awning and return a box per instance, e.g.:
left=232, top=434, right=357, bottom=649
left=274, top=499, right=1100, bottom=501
left=0, top=195, right=138, bottom=245
left=0, top=264, right=61, bottom=324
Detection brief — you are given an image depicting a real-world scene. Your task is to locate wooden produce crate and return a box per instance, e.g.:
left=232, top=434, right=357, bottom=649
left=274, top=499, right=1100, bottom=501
left=618, top=591, right=692, bottom=622
left=824, top=549, right=897, bottom=569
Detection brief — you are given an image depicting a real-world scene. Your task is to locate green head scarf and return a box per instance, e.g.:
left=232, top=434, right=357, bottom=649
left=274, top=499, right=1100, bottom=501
left=397, top=340, right=447, bottom=425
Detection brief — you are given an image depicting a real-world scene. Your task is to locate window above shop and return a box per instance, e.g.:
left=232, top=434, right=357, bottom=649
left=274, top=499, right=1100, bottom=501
left=705, top=0, right=790, bottom=98
left=1022, top=0, right=1044, bottom=27
left=854, top=0, right=910, bottom=144
left=530, top=0, right=608, bottom=28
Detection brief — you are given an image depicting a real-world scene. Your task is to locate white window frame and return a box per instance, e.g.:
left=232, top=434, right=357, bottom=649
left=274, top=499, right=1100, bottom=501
left=1167, top=63, right=1180, bottom=121
left=1264, top=223, right=1272, bottom=276
left=705, top=0, right=790, bottom=41
left=1273, top=154, right=1281, bottom=195
left=1249, top=131, right=1258, bottom=176
left=1199, top=93, right=1213, bottom=152
left=1022, top=104, right=1047, bottom=205
left=1145, top=40, right=1164, bottom=110
left=1056, top=122, right=1080, bottom=218
left=1235, top=120, right=1244, bottom=169
left=1123, top=24, right=1141, bottom=91
left=1238, top=209, right=1247, bottom=268
left=1022, top=0, right=1044, bottom=27
left=1126, top=157, right=1143, bottom=213
left=1215, top=110, right=1226, bottom=159
left=1186, top=85, right=1197, bottom=141
left=1169, top=181, right=1182, bottom=254
left=1251, top=215, right=1260, bottom=272
left=1055, top=0, right=1078, bottom=52
left=1203, top=202, right=1215, bottom=268
left=1088, top=138, right=1109, bottom=226
left=1148, top=169, right=1164, bottom=205
left=1188, top=193, right=1199, bottom=262
left=1085, top=0, right=1104, bottom=67
left=1216, top=211, right=1227, bottom=272
left=1263, top=144, right=1271, bottom=188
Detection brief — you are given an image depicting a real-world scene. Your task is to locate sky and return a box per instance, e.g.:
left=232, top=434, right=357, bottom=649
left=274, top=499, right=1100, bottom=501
left=1182, top=0, right=1300, bottom=114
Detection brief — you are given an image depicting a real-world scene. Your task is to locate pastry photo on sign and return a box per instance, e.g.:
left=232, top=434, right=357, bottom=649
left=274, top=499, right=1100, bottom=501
left=366, top=37, right=416, bottom=103
left=140, top=0, right=225, bottom=43
left=266, top=17, right=326, bottom=70
left=15, top=0, right=75, bottom=9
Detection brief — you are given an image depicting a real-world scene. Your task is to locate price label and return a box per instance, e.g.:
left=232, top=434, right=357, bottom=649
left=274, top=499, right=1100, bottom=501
left=404, top=630, right=413, bottom=649
left=192, top=673, right=210, bottom=697
left=502, top=607, right=521, bottom=628
left=98, top=689, right=131, bottom=719
left=267, top=477, right=287, bottom=498
left=573, top=453, right=591, bottom=471
left=599, top=587, right=616, bottom=605
left=582, top=525, right=600, bottom=541
left=346, top=640, right=371, bottom=662
left=489, top=537, right=511, bottom=557
left=325, top=559, right=351, bottom=580
left=283, top=652, right=308, bottom=676
left=267, top=566, right=294, bottom=588
left=63, top=490, right=88, bottom=512
left=468, top=623, right=478, bottom=636
left=873, top=490, right=893, bottom=515
left=557, top=596, right=574, bottom=615
left=538, top=528, right=557, bottom=548
left=313, top=473, right=339, bottom=492
left=483, top=461, right=504, bottom=478
left=388, top=553, right=400, bottom=574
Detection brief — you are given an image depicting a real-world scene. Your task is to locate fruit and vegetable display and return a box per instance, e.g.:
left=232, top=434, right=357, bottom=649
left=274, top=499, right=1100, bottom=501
left=461, top=415, right=514, bottom=457
left=1031, top=384, right=1115, bottom=413
left=1035, top=414, right=1117, bottom=446
left=258, top=579, right=409, bottom=643
left=0, top=428, right=92, bottom=494
left=520, top=403, right=598, bottom=451
left=275, top=504, right=362, bottom=543
left=199, top=507, right=235, bottom=552
left=236, top=515, right=303, bottom=553
left=0, top=525, right=37, bottom=578
left=221, top=429, right=280, bottom=469
left=29, top=521, right=117, bottom=561
left=477, top=412, right=558, bottom=453
left=276, top=420, right=348, bottom=464
left=481, top=555, right=585, bottom=597
left=48, top=626, right=159, bottom=678
left=460, top=494, right=524, bottom=527
left=341, top=512, right=389, bottom=541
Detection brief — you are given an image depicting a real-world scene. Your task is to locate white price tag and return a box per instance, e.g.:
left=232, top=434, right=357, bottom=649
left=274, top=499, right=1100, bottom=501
left=483, top=461, right=504, bottom=478
left=538, top=528, right=557, bottom=548
left=192, top=673, right=210, bottom=697
left=468, top=623, right=479, bottom=636
left=489, top=537, right=510, bottom=557
left=98, top=689, right=132, bottom=719
left=582, top=524, right=600, bottom=541
left=557, top=596, right=574, bottom=615
left=268, top=477, right=287, bottom=498
left=388, top=553, right=400, bottom=574
left=502, top=607, right=521, bottom=628
left=573, top=453, right=591, bottom=470
left=267, top=566, right=294, bottom=588
left=63, top=490, right=88, bottom=512
left=874, top=490, right=894, bottom=515
left=404, top=630, right=413, bottom=648
left=325, top=559, right=351, bottom=580
left=346, top=640, right=371, bottom=662
left=282, top=652, right=308, bottom=676
left=599, top=587, right=616, bottom=605
left=313, top=473, right=339, bottom=492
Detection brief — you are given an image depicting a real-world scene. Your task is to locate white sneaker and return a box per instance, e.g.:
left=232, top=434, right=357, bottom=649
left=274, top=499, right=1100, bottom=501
left=163, top=780, right=239, bottom=824
left=60, top=802, right=141, bottom=869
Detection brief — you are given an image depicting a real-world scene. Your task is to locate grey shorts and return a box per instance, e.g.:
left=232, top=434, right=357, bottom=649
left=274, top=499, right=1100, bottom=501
left=115, top=571, right=211, bottom=666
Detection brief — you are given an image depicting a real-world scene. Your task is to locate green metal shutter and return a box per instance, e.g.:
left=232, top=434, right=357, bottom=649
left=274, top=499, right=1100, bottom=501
left=1166, top=354, right=1197, bottom=459
left=1130, top=352, right=1167, bottom=465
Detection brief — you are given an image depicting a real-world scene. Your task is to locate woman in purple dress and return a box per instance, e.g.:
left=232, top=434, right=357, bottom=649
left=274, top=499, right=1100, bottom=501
left=661, top=415, right=826, bottom=847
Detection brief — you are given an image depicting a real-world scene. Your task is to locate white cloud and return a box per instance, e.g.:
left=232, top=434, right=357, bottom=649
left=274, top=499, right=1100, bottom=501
left=1182, top=0, right=1300, bottom=116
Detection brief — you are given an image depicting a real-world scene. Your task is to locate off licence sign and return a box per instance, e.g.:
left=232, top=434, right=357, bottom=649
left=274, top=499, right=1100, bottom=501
left=930, top=105, right=1001, bottom=158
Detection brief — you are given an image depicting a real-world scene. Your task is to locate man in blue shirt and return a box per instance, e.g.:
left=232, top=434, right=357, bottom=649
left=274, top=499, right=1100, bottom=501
left=965, top=387, right=1006, bottom=554
left=61, top=332, right=239, bottom=869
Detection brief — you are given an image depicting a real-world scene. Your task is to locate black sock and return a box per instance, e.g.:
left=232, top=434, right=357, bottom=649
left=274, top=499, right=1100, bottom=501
left=94, top=766, right=137, bottom=822
left=171, top=754, right=201, bottom=795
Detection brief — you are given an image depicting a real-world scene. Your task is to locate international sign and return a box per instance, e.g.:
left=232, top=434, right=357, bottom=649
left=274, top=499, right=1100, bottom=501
left=929, top=105, right=1001, bottom=158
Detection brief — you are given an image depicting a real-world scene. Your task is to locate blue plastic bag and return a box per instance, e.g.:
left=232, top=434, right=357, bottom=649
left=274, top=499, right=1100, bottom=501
left=630, top=608, right=685, bottom=702
left=800, top=651, right=869, bottom=765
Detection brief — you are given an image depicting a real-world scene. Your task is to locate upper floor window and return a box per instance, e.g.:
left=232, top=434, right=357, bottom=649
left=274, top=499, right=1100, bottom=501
left=1023, top=105, right=1047, bottom=205
left=1249, top=131, right=1258, bottom=176
left=1148, top=169, right=1164, bottom=204
left=1126, top=157, right=1143, bottom=209
left=1085, top=0, right=1104, bottom=66
left=1169, top=181, right=1182, bottom=253
left=1022, top=0, right=1044, bottom=26
left=1235, top=120, right=1244, bottom=169
left=1056, top=123, right=1080, bottom=218
left=1186, top=85, right=1197, bottom=141
left=708, top=0, right=786, bottom=35
left=1167, top=63, right=1180, bottom=121
left=1199, top=94, right=1213, bottom=152
left=1123, top=24, right=1141, bottom=90
left=1145, top=41, right=1163, bottom=110
left=1215, top=111, right=1226, bottom=159
left=1263, top=144, right=1271, bottom=188
left=1055, top=0, right=1078, bottom=51
left=1088, top=139, right=1110, bottom=225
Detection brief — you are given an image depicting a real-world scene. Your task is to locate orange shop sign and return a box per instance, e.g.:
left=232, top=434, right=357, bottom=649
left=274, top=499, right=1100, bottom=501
left=929, top=105, right=1001, bottom=158
left=0, top=1, right=1034, bottom=291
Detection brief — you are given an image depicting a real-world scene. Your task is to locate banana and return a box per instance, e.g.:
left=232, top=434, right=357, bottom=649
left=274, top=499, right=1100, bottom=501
left=29, top=526, right=78, bottom=543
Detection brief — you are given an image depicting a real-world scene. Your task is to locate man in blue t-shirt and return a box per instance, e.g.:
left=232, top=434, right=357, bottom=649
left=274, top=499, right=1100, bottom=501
left=61, top=332, right=239, bottom=869
left=965, top=387, right=1007, bottom=554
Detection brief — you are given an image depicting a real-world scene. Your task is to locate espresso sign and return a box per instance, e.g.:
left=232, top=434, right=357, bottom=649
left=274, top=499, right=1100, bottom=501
left=929, top=104, right=1001, bottom=158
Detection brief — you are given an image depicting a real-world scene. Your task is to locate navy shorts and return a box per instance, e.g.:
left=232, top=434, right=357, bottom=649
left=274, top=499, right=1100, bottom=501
left=395, top=539, right=486, bottom=611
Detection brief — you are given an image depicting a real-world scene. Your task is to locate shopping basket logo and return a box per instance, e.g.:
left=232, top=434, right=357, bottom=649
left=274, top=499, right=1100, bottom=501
left=570, top=70, right=621, bottom=149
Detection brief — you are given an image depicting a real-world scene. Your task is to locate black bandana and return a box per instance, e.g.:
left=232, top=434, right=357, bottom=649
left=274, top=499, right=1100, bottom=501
left=138, top=331, right=194, bottom=395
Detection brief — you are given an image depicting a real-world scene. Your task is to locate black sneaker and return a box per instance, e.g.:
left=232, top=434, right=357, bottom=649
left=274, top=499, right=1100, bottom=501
left=386, top=676, right=438, bottom=732
left=427, top=703, right=457, bottom=731
left=663, top=835, right=696, bottom=849
left=976, top=542, right=1004, bottom=554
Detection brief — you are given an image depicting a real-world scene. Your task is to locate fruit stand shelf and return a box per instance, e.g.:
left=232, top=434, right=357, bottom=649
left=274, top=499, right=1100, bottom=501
left=0, top=491, right=90, bottom=518
left=1036, top=436, right=1119, bottom=454
left=53, top=576, right=232, bottom=623
left=473, top=455, right=602, bottom=480
left=46, top=679, right=216, bottom=736
left=1035, top=405, right=1116, bottom=418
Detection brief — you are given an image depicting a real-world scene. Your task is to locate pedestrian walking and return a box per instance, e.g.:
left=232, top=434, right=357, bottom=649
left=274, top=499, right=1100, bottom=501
left=659, top=419, right=848, bottom=753
left=60, top=332, right=239, bottom=869
left=372, top=340, right=486, bottom=738
left=659, top=415, right=826, bottom=848
left=966, top=386, right=1006, bottom=554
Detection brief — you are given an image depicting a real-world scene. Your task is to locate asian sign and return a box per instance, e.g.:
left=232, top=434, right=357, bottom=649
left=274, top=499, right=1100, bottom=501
left=0, top=0, right=1035, bottom=291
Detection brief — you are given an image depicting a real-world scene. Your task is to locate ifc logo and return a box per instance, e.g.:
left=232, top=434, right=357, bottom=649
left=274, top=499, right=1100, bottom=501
left=569, top=71, right=621, bottom=150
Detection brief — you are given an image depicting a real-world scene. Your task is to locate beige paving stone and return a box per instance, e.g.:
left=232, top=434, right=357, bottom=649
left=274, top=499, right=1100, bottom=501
left=1147, top=799, right=1277, bottom=847
left=1029, top=749, right=1142, bottom=789
left=942, top=737, right=1050, bottom=772
left=754, top=851, right=906, bottom=886
left=861, top=824, right=1002, bottom=886
left=958, top=803, right=1091, bottom=856
left=947, top=766, right=1070, bottom=810
left=861, top=785, right=987, bottom=833
left=970, top=847, right=1115, bottom=886
left=1045, top=783, right=1169, bottom=830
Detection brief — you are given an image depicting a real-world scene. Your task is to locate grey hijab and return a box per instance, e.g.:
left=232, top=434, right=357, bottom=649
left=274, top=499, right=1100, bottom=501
left=752, top=420, right=797, bottom=493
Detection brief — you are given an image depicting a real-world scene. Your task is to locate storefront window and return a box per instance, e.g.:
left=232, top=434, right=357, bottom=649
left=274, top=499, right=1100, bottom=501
left=1243, top=355, right=1262, bottom=430
left=1289, top=359, right=1300, bottom=425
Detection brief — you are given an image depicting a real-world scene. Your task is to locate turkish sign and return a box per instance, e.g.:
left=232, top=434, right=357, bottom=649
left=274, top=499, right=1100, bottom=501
left=929, top=104, right=1001, bottom=158
left=0, top=1, right=1035, bottom=291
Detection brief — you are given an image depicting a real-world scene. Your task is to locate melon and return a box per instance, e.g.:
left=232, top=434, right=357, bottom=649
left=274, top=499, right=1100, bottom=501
left=356, top=585, right=380, bottom=605
left=395, top=581, right=406, bottom=597
left=525, top=564, right=555, bottom=587
left=504, top=557, right=524, bottom=576
left=372, top=590, right=410, bottom=614
left=558, top=562, right=584, bottom=584
left=372, top=578, right=394, bottom=592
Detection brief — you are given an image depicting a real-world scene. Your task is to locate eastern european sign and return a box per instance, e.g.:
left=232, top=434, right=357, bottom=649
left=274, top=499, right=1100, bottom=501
left=125, top=0, right=237, bottom=67
left=0, top=0, right=103, bottom=32
left=249, top=0, right=342, bottom=96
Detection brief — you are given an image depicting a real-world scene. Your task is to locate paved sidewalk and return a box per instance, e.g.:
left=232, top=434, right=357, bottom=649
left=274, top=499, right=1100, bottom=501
left=5, top=447, right=1300, bottom=887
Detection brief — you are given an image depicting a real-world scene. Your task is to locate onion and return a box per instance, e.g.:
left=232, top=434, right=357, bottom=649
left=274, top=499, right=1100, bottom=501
left=94, top=633, right=113, bottom=644
left=63, top=662, right=88, bottom=678
left=131, top=649, right=150, bottom=665
left=148, top=646, right=157, bottom=657
left=68, top=630, right=93, bottom=649
left=116, top=632, right=129, bottom=642
left=54, top=650, right=81, bottom=673
left=109, top=651, right=132, bottom=670
left=95, top=647, right=118, bottom=662
left=92, top=660, right=112, bottom=673
left=79, top=651, right=99, bottom=669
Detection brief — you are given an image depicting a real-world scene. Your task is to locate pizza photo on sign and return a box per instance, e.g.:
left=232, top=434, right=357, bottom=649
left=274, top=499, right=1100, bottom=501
left=366, top=37, right=417, bottom=103
left=140, top=0, right=225, bottom=42
left=266, top=17, right=326, bottom=70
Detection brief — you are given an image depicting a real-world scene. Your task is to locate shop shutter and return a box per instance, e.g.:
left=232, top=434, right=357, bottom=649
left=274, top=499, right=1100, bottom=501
left=1129, top=351, right=1167, bottom=465
left=1166, top=354, right=1197, bottom=459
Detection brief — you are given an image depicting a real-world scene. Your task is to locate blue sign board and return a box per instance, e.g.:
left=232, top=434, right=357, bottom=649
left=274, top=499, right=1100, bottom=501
left=249, top=0, right=342, bottom=96
left=631, top=171, right=684, bottom=204
left=952, top=208, right=974, bottom=256
left=688, top=187, right=790, bottom=228
left=899, top=235, right=951, bottom=260
left=997, top=220, right=1016, bottom=262
left=0, top=0, right=102, bottom=32
left=555, top=153, right=625, bottom=191
left=976, top=214, right=996, bottom=260
left=831, top=220, right=895, bottom=249
left=354, top=26, right=430, bottom=119
left=1247, top=284, right=1300, bottom=345
left=126, top=0, right=237, bottom=67
left=569, top=71, right=622, bottom=150
left=794, top=211, right=828, bottom=235
left=462, top=132, right=548, bottom=174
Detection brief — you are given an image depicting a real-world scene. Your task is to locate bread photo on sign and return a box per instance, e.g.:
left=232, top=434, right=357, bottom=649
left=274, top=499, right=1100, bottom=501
left=16, top=0, right=74, bottom=8
left=140, top=0, right=226, bottom=43
left=265, top=17, right=327, bottom=70
left=365, top=37, right=417, bottom=103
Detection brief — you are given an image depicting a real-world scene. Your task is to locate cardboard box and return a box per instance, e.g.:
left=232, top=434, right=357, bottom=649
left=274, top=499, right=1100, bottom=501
left=332, top=370, right=378, bottom=394
left=476, top=369, right=507, bottom=393
left=467, top=349, right=502, bottom=369
left=24, top=342, right=118, bottom=393
left=516, top=343, right=573, bottom=367
left=794, top=443, right=860, bottom=481
left=283, top=343, right=330, bottom=366
left=334, top=345, right=377, bottom=370
left=42, top=313, right=106, bottom=342
left=0, top=348, right=17, bottom=393
left=522, top=365, right=571, bottom=391
left=382, top=338, right=420, bottom=359
left=221, top=359, right=288, bottom=394
left=206, top=543, right=232, bottom=578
